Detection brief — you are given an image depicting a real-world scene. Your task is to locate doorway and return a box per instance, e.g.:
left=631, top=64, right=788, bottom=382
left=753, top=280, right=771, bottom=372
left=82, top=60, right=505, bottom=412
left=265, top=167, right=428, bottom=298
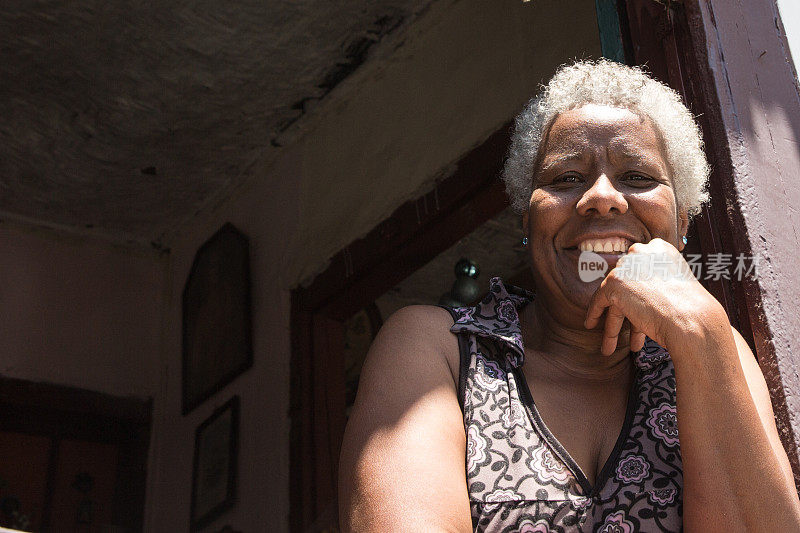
left=289, top=1, right=770, bottom=531
left=0, top=377, right=151, bottom=532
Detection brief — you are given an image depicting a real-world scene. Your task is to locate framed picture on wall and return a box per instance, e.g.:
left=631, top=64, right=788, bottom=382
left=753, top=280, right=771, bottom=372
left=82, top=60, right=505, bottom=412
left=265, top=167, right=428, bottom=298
left=190, top=396, right=239, bottom=531
left=182, top=223, right=253, bottom=415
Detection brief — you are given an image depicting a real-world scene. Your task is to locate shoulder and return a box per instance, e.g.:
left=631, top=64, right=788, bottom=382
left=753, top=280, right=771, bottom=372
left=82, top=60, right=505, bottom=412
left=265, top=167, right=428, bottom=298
left=367, top=305, right=462, bottom=388
left=379, top=304, right=456, bottom=338
left=339, top=304, right=473, bottom=530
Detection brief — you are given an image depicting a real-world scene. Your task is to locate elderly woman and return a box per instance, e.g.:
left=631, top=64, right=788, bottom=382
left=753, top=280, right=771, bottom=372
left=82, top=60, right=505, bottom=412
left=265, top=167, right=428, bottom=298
left=338, top=60, right=800, bottom=532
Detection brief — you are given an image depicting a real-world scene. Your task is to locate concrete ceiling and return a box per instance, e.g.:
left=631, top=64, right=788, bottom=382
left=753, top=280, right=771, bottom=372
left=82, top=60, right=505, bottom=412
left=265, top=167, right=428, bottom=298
left=0, top=0, right=434, bottom=246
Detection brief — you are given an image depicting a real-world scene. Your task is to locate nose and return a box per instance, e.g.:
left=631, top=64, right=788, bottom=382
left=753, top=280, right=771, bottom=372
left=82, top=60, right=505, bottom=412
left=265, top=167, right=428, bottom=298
left=576, top=172, right=628, bottom=216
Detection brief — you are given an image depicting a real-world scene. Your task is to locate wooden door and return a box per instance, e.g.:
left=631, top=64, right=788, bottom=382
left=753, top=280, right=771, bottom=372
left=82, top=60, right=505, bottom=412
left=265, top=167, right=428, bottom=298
left=0, top=378, right=151, bottom=532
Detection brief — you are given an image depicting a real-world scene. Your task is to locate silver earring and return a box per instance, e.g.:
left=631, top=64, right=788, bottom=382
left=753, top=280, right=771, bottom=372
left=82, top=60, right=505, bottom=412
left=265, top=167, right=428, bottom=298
left=522, top=237, right=528, bottom=246
left=682, top=236, right=688, bottom=245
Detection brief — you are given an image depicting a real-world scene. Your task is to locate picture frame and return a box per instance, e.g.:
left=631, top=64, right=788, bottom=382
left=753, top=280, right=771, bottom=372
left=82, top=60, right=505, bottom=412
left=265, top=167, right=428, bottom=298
left=190, top=396, right=239, bottom=531
left=182, top=223, right=253, bottom=415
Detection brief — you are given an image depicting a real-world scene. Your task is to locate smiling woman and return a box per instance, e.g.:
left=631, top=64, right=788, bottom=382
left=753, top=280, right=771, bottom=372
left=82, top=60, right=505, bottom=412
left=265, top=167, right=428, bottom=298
left=337, top=60, right=800, bottom=532
left=525, top=103, right=685, bottom=308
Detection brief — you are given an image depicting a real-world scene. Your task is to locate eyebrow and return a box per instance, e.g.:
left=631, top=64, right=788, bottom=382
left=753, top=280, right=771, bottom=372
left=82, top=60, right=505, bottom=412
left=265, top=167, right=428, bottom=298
left=538, top=153, right=586, bottom=172
left=537, top=146, right=670, bottom=177
left=612, top=149, right=668, bottom=173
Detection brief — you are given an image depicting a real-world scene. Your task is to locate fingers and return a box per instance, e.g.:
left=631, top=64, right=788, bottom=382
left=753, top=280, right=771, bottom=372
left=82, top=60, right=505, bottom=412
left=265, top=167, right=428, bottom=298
left=630, top=326, right=646, bottom=352
left=600, top=305, right=626, bottom=356
left=584, top=286, right=612, bottom=330
left=586, top=274, right=648, bottom=355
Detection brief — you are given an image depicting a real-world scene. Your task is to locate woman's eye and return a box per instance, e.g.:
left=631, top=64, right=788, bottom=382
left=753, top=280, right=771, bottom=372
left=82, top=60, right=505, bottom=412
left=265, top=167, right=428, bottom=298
left=623, top=173, right=654, bottom=186
left=553, top=174, right=581, bottom=184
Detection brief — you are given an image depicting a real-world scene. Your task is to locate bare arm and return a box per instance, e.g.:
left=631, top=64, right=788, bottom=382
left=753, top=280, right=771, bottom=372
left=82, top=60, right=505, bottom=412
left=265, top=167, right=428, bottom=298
left=672, top=316, right=800, bottom=532
left=338, top=305, right=473, bottom=532
left=585, top=238, right=800, bottom=531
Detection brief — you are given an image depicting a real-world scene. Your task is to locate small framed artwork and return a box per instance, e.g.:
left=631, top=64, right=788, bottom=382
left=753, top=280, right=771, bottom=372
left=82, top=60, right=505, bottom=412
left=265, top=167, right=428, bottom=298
left=190, top=396, right=239, bottom=531
left=182, top=223, right=253, bottom=415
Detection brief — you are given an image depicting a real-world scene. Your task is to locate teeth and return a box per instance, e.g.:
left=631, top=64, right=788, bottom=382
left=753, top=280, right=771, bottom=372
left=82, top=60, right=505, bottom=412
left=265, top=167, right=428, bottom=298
left=577, top=238, right=631, bottom=254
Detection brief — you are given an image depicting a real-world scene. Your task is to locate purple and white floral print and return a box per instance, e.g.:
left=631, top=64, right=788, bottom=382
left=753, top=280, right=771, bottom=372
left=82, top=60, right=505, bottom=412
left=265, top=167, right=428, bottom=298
left=500, top=397, right=527, bottom=430
left=647, top=403, right=680, bottom=447
left=598, top=511, right=635, bottom=533
left=648, top=489, right=677, bottom=506
left=495, top=299, right=519, bottom=324
left=467, top=423, right=490, bottom=475
left=634, top=342, right=671, bottom=370
left=517, top=518, right=553, bottom=533
left=474, top=352, right=506, bottom=391
left=615, top=455, right=651, bottom=484
left=449, top=278, right=683, bottom=532
left=483, top=489, right=525, bottom=513
left=531, top=446, right=572, bottom=484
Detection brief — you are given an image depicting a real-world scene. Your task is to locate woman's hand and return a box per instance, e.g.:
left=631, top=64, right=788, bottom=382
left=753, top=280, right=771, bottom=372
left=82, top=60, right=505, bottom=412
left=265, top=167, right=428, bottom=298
left=583, top=237, right=726, bottom=356
left=583, top=239, right=800, bottom=530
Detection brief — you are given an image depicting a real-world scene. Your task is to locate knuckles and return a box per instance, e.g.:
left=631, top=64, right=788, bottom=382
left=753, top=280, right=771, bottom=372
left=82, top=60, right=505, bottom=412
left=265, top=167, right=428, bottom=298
left=625, top=238, right=681, bottom=259
left=605, top=268, right=624, bottom=284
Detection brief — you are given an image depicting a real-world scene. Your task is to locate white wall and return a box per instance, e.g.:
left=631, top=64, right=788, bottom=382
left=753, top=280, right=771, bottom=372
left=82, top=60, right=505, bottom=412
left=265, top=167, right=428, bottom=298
left=144, top=1, right=603, bottom=531
left=777, top=0, right=800, bottom=82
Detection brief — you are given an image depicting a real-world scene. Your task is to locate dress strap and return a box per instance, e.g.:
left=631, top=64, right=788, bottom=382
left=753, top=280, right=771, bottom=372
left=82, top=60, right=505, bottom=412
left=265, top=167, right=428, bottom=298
left=437, top=305, right=471, bottom=412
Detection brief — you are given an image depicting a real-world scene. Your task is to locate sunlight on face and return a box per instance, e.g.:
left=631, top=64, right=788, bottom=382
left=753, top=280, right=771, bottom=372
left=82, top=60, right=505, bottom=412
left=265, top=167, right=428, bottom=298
left=523, top=104, right=686, bottom=315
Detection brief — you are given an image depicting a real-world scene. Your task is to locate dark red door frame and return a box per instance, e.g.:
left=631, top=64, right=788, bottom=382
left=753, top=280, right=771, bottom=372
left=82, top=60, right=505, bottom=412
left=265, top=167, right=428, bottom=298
left=290, top=1, right=799, bottom=530
left=623, top=0, right=800, bottom=482
left=290, top=124, right=511, bottom=532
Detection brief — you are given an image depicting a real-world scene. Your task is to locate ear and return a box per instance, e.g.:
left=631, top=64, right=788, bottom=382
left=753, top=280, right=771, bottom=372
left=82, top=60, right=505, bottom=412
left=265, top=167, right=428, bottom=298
left=678, top=207, right=689, bottom=251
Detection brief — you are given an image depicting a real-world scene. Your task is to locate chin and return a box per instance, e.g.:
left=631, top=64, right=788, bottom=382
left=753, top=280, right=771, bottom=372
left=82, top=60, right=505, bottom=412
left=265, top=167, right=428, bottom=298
left=568, top=285, right=597, bottom=310
left=554, top=254, right=601, bottom=307
left=556, top=275, right=598, bottom=311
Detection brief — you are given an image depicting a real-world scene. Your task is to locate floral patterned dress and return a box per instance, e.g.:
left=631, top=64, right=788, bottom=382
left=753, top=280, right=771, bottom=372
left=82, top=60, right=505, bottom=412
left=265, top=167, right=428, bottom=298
left=442, top=278, right=683, bottom=532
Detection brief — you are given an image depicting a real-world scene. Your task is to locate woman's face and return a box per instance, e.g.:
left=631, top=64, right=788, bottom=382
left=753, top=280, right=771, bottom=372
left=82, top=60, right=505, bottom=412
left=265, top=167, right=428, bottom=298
left=523, top=103, right=688, bottom=313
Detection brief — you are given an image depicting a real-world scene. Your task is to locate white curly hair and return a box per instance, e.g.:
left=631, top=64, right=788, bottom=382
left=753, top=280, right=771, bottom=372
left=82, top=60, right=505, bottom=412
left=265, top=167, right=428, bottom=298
left=502, top=59, right=710, bottom=219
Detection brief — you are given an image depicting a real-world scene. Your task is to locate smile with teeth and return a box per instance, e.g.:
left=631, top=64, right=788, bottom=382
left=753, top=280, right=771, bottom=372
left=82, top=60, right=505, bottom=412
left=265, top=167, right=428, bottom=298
left=577, top=238, right=632, bottom=254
